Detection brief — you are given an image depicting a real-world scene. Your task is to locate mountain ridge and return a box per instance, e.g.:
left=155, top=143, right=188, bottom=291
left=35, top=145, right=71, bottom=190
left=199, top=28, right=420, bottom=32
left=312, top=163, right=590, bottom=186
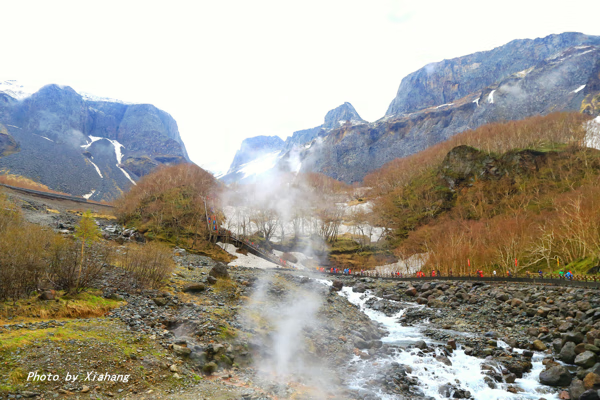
left=0, top=83, right=191, bottom=200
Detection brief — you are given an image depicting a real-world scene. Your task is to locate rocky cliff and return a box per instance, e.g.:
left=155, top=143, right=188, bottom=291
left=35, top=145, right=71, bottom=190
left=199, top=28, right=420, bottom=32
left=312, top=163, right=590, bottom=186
left=222, top=102, right=365, bottom=183
left=303, top=33, right=600, bottom=183
left=0, top=83, right=190, bottom=200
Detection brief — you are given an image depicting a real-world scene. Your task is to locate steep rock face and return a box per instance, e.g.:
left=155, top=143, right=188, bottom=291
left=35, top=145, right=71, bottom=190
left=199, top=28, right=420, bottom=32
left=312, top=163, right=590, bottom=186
left=228, top=135, right=285, bottom=174
left=0, top=84, right=190, bottom=200
left=386, top=32, right=600, bottom=116
left=323, top=102, right=364, bottom=129
left=303, top=42, right=600, bottom=183
left=222, top=102, right=364, bottom=183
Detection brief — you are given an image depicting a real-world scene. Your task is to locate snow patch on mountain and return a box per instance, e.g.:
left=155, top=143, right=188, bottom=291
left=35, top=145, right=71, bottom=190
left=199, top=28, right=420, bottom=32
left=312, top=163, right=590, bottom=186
left=89, top=160, right=103, bottom=178
left=81, top=135, right=103, bottom=149
left=106, top=138, right=136, bottom=185
left=239, top=151, right=282, bottom=180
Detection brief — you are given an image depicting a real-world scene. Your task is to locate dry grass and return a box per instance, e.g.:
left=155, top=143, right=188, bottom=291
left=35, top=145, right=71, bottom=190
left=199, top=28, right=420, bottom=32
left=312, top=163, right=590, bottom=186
left=0, top=290, right=122, bottom=323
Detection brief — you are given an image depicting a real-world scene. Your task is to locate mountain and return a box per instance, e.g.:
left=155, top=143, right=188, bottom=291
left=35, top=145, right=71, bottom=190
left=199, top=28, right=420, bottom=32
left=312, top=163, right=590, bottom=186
left=0, top=82, right=190, bottom=200
left=221, top=32, right=600, bottom=185
left=306, top=33, right=600, bottom=182
left=221, top=102, right=365, bottom=183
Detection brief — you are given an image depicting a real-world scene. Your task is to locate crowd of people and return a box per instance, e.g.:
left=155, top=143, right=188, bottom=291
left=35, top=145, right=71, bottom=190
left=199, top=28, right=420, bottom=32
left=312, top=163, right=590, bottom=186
left=316, top=267, right=584, bottom=280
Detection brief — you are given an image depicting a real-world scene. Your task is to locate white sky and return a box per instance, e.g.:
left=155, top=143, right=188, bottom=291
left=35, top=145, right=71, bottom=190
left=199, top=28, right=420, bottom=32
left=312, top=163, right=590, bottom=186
left=2, top=0, right=599, bottom=174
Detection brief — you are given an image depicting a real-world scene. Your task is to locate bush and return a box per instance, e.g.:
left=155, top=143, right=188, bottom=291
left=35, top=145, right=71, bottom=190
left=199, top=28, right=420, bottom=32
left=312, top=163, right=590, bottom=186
left=115, top=163, right=218, bottom=248
left=118, top=242, right=175, bottom=289
left=47, top=238, right=112, bottom=293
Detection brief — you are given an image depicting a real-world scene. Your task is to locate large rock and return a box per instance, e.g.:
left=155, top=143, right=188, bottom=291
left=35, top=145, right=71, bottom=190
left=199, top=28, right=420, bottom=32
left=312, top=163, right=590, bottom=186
left=584, top=373, right=600, bottom=390
left=532, top=340, right=548, bottom=351
left=539, top=365, right=573, bottom=387
left=579, top=390, right=600, bottom=400
left=209, top=263, right=229, bottom=279
left=561, top=342, right=578, bottom=364
left=576, top=352, right=598, bottom=368
left=571, top=379, right=586, bottom=400
left=38, top=290, right=57, bottom=301
left=183, top=283, right=206, bottom=292
left=331, top=280, right=343, bottom=292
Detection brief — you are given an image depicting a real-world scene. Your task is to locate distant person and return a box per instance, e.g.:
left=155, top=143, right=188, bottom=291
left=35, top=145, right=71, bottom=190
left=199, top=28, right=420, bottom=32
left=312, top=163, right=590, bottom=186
left=493, top=270, right=497, bottom=277
left=559, top=270, right=564, bottom=279
left=538, top=269, right=543, bottom=278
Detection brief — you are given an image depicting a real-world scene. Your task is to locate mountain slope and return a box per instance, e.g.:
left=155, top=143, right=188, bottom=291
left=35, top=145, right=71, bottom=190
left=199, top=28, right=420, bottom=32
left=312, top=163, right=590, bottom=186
left=301, top=33, right=600, bottom=183
left=0, top=83, right=190, bottom=201
left=221, top=102, right=365, bottom=183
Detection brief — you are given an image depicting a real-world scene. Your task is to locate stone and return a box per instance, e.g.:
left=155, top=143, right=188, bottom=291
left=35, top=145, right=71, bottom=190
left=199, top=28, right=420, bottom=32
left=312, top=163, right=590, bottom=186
left=448, top=339, right=457, bottom=350
left=209, top=263, right=229, bottom=279
left=153, top=297, right=168, bottom=306
left=405, top=287, right=417, bottom=297
left=496, top=292, right=510, bottom=302
left=331, top=280, right=343, bottom=291
left=533, top=340, right=548, bottom=351
left=207, top=275, right=217, bottom=284
left=560, top=322, right=576, bottom=332
left=579, top=390, right=600, bottom=400
left=38, top=290, right=57, bottom=301
left=170, top=364, right=179, bottom=372
left=182, top=283, right=206, bottom=292
left=576, top=352, right=598, bottom=369
left=527, top=327, right=540, bottom=337
left=511, top=298, right=524, bottom=307
left=202, top=361, right=218, bottom=375
left=172, top=345, right=191, bottom=357
left=570, top=379, right=586, bottom=400
left=561, top=342, right=578, bottom=364
left=584, top=373, right=600, bottom=390
left=539, top=365, right=573, bottom=387
left=559, top=390, right=571, bottom=399
left=81, top=386, right=90, bottom=393
left=505, top=373, right=517, bottom=383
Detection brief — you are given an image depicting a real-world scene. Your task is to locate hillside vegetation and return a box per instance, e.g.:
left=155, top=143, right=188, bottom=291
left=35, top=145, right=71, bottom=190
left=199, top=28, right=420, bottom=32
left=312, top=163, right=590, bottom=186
left=365, top=112, right=600, bottom=275
left=115, top=163, right=231, bottom=260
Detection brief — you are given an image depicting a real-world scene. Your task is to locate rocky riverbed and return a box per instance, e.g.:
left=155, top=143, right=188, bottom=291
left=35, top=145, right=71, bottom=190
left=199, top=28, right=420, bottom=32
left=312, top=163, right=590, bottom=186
left=4, top=240, right=600, bottom=400
left=325, top=275, right=600, bottom=400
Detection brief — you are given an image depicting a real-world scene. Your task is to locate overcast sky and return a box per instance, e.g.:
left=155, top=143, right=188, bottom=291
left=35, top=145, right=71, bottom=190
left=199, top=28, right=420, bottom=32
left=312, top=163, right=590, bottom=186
left=2, top=0, right=600, bottom=174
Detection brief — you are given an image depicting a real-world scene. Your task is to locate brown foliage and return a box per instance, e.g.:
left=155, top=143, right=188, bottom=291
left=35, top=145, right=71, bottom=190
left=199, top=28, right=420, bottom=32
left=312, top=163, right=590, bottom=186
left=364, top=112, right=589, bottom=196
left=115, top=163, right=218, bottom=246
left=117, top=242, right=175, bottom=289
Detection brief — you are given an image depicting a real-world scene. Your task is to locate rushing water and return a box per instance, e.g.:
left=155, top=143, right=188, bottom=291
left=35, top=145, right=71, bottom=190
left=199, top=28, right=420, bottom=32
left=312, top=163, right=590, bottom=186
left=317, top=279, right=558, bottom=400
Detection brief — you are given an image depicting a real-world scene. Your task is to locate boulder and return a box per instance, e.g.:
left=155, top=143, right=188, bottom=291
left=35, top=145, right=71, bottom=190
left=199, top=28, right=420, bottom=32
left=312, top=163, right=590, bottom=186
left=561, top=342, right=579, bottom=364
left=579, top=390, right=600, bottom=400
left=209, top=263, right=229, bottom=279
left=207, top=276, right=217, bottom=285
left=584, top=373, right=600, bottom=390
left=172, top=345, right=191, bottom=357
left=570, top=379, right=586, bottom=400
left=405, top=287, right=418, bottom=297
left=202, top=361, right=218, bottom=375
left=153, top=297, right=168, bottom=306
left=331, top=280, right=343, bottom=291
left=353, top=283, right=367, bottom=293
left=533, top=340, right=548, bottom=351
left=182, top=283, right=206, bottom=292
left=38, top=290, right=57, bottom=301
left=496, top=292, right=511, bottom=302
left=576, top=352, right=598, bottom=369
left=539, top=365, right=573, bottom=387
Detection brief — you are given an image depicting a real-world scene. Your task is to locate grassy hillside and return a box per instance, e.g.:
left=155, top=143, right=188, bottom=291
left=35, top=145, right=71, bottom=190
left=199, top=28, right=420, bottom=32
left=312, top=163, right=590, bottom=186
left=366, top=112, right=600, bottom=275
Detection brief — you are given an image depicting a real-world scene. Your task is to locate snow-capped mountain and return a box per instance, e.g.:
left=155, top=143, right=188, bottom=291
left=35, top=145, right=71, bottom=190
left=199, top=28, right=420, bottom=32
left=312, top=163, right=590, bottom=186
left=0, top=83, right=190, bottom=201
left=221, top=102, right=364, bottom=183
left=223, top=32, right=600, bottom=184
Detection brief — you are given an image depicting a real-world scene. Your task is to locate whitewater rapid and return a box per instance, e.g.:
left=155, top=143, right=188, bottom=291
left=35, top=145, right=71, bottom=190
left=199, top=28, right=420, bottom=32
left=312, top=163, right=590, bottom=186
left=318, top=279, right=558, bottom=400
